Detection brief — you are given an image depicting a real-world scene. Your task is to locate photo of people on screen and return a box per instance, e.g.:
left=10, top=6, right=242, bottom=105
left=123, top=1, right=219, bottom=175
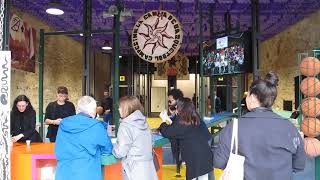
left=204, top=45, right=244, bottom=75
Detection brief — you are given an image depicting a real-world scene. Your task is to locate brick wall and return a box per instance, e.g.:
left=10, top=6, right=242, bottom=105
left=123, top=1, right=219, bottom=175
left=257, top=10, right=320, bottom=110
left=10, top=8, right=83, bottom=115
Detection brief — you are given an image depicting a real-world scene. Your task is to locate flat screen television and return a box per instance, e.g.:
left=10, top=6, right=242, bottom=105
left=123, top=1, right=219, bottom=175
left=203, top=31, right=252, bottom=76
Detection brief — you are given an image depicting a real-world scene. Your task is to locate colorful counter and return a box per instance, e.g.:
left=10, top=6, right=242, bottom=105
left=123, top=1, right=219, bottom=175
left=11, top=135, right=169, bottom=180
left=11, top=115, right=235, bottom=180
left=11, top=143, right=56, bottom=180
left=102, top=135, right=169, bottom=180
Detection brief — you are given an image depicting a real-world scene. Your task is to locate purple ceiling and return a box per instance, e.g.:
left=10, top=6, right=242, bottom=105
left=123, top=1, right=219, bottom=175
left=12, top=0, right=320, bottom=55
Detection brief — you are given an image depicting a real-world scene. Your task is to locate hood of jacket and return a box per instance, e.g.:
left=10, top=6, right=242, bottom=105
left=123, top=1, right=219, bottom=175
left=121, top=110, right=148, bottom=130
left=60, top=113, right=106, bottom=134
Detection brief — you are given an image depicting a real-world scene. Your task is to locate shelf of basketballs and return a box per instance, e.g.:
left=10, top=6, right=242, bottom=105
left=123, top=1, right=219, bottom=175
left=299, top=56, right=320, bottom=157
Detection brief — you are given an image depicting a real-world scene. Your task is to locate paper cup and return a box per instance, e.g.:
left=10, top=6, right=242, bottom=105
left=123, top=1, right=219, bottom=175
left=26, top=140, right=31, bottom=146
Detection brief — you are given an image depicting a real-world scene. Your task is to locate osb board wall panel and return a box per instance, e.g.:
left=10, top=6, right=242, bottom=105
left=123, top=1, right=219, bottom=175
left=10, top=7, right=82, bottom=114
left=260, top=10, right=320, bottom=110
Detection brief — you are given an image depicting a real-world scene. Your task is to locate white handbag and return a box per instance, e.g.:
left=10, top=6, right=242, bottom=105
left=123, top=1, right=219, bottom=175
left=220, top=118, right=245, bottom=180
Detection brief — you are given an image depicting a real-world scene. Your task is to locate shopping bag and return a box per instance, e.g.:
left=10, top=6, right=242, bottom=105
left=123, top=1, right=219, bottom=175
left=220, top=118, right=245, bottom=180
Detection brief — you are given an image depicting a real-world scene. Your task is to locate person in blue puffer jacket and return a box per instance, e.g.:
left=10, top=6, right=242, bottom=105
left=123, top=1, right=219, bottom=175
left=55, top=96, right=113, bottom=180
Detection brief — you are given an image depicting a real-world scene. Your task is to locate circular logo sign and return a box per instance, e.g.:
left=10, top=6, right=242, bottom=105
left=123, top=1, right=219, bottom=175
left=132, top=10, right=183, bottom=63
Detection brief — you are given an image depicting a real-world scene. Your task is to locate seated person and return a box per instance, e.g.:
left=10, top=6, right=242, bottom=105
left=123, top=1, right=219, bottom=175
left=55, top=96, right=113, bottom=180
left=11, top=95, right=42, bottom=143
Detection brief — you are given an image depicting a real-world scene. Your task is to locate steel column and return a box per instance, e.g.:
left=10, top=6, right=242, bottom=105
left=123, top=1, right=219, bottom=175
left=209, top=4, right=215, bottom=114
left=113, top=8, right=121, bottom=135
left=82, top=0, right=92, bottom=95
left=251, top=0, right=260, bottom=80
left=38, top=29, right=45, bottom=139
left=199, top=3, right=205, bottom=118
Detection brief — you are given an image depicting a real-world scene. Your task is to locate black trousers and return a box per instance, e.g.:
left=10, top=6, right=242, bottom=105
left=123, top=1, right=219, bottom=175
left=170, top=139, right=182, bottom=173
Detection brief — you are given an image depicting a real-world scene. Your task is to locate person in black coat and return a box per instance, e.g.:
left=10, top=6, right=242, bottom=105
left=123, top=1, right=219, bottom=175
left=44, top=86, right=75, bottom=142
left=214, top=71, right=306, bottom=180
left=160, top=89, right=184, bottom=177
left=159, top=98, right=213, bottom=180
left=11, top=95, right=42, bottom=143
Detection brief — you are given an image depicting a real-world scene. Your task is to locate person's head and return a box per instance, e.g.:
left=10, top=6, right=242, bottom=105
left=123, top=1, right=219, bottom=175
left=176, top=97, right=200, bottom=125
left=12, top=95, right=33, bottom=113
left=103, top=90, right=109, bottom=97
left=246, top=71, right=279, bottom=111
left=77, top=96, right=97, bottom=118
left=96, top=106, right=105, bottom=116
left=57, top=86, right=69, bottom=103
left=119, top=96, right=143, bottom=119
left=168, top=89, right=184, bottom=108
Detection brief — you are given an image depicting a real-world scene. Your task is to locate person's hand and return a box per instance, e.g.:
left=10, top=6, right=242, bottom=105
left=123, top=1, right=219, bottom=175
left=54, top=118, right=62, bottom=125
left=159, top=110, right=172, bottom=124
left=12, top=134, right=24, bottom=143
left=159, top=110, right=168, bottom=122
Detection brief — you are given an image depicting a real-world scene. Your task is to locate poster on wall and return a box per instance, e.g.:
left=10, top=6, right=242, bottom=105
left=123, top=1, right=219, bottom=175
left=0, top=51, right=11, bottom=180
left=9, top=13, right=36, bottom=73
left=155, top=52, right=189, bottom=80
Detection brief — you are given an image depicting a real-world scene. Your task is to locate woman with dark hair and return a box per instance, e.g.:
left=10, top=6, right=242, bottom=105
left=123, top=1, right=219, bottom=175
left=160, top=88, right=185, bottom=177
left=11, top=95, right=42, bottom=143
left=159, top=98, right=213, bottom=180
left=214, top=71, right=306, bottom=180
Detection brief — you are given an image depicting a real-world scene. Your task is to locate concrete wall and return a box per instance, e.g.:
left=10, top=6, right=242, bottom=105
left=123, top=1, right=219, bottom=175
left=259, top=10, right=320, bottom=110
left=11, top=8, right=83, bottom=114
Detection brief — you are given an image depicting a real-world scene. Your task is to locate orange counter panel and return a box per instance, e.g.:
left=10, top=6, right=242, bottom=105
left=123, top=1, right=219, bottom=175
left=11, top=143, right=163, bottom=180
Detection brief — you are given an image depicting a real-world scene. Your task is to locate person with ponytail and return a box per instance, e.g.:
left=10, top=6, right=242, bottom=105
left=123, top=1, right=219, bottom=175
left=159, top=97, right=213, bottom=180
left=213, top=71, right=306, bottom=180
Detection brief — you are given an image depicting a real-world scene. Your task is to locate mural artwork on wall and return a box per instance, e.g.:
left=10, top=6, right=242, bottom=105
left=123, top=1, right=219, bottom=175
left=9, top=13, right=36, bottom=73
left=155, top=52, right=189, bottom=80
left=0, top=51, right=11, bottom=180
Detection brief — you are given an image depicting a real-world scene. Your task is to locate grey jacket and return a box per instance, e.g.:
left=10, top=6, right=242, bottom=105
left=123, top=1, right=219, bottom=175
left=112, top=110, right=157, bottom=180
left=214, top=107, right=306, bottom=180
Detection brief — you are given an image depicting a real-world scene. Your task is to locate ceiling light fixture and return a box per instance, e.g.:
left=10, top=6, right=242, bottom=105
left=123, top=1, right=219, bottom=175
left=80, top=33, right=93, bottom=37
left=46, top=0, right=64, bottom=15
left=102, top=46, right=112, bottom=50
left=102, top=40, right=112, bottom=50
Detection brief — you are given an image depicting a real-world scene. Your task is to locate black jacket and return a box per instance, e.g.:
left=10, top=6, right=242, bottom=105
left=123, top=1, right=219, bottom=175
left=44, top=101, right=76, bottom=142
left=214, top=107, right=306, bottom=180
left=11, top=109, right=42, bottom=142
left=159, top=120, right=213, bottom=180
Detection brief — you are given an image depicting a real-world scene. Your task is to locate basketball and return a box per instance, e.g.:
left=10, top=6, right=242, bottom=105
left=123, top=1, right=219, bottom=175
left=300, top=77, right=320, bottom=97
left=301, top=97, right=320, bottom=117
left=299, top=57, right=320, bottom=76
left=304, top=137, right=320, bottom=157
left=301, top=117, right=320, bottom=137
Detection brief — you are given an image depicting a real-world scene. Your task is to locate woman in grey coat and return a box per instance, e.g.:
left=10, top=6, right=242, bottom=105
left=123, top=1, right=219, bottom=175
left=112, top=96, right=158, bottom=180
left=214, top=71, right=306, bottom=180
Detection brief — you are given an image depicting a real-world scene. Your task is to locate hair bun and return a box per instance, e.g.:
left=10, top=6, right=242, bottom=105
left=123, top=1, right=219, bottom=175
left=265, top=71, right=279, bottom=86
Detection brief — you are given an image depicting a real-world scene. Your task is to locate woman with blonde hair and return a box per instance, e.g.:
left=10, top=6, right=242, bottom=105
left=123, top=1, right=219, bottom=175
left=113, top=96, right=158, bottom=180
